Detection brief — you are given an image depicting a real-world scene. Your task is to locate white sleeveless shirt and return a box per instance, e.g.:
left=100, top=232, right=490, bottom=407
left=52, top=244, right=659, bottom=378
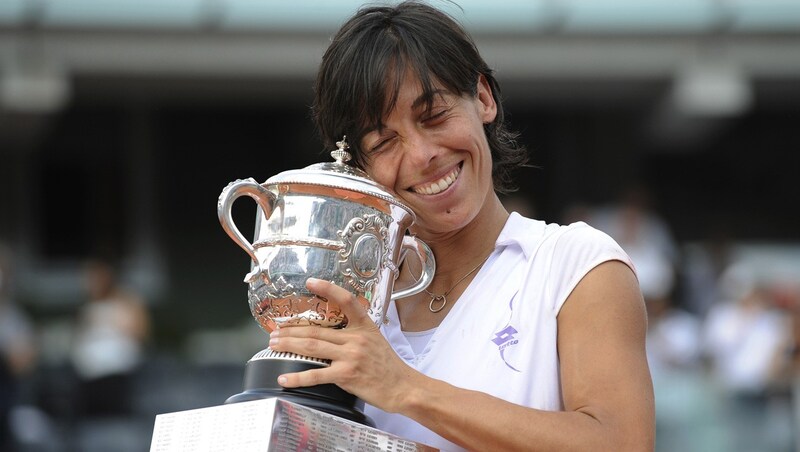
left=365, top=213, right=635, bottom=451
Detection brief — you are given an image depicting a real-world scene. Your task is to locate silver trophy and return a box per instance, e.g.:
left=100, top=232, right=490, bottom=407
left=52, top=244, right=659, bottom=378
left=217, top=137, right=435, bottom=425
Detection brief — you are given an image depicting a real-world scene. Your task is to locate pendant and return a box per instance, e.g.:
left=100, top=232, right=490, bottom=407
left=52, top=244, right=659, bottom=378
left=429, top=294, right=447, bottom=313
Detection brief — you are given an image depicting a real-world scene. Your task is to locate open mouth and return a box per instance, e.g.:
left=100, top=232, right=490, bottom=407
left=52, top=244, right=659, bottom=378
left=411, top=163, right=461, bottom=195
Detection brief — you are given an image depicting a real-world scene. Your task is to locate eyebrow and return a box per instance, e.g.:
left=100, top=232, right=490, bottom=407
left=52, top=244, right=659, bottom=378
left=411, top=89, right=448, bottom=111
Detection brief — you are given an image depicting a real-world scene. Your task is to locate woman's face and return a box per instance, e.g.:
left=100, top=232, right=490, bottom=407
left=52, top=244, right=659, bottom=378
left=359, top=71, right=498, bottom=238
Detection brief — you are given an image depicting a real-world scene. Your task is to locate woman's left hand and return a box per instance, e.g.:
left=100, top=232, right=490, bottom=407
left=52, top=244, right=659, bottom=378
left=268, top=277, right=418, bottom=413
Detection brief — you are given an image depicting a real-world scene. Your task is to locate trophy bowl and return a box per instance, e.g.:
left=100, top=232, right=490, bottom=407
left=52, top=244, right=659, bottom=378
left=217, top=139, right=434, bottom=424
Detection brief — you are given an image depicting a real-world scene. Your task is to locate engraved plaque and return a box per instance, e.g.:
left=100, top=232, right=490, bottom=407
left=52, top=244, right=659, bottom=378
left=150, top=398, right=438, bottom=452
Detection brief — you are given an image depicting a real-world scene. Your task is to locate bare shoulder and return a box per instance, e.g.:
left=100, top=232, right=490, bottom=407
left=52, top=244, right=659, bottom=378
left=559, top=260, right=646, bottom=331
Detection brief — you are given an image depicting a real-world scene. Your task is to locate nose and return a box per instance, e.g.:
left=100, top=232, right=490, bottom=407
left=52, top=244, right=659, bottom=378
left=403, top=132, right=438, bottom=167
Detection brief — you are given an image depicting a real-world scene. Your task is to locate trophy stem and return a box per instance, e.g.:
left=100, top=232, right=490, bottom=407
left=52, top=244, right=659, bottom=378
left=225, top=348, right=374, bottom=427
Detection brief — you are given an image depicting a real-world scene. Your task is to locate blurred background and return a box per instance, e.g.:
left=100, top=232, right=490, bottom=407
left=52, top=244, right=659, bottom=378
left=1, top=0, right=799, bottom=451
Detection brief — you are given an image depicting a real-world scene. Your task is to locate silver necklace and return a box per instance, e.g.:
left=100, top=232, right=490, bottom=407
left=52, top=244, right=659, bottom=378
left=424, top=253, right=491, bottom=313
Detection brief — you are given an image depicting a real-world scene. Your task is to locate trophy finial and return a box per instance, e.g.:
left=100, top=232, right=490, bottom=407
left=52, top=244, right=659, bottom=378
left=331, top=135, right=352, bottom=164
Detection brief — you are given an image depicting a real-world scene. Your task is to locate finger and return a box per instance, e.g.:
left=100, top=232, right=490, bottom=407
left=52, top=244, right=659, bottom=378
left=277, top=366, right=330, bottom=389
left=306, top=278, right=372, bottom=327
left=269, top=326, right=347, bottom=350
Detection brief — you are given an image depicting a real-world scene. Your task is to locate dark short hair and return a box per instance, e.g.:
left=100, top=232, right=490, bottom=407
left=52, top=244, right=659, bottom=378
left=312, top=1, right=527, bottom=194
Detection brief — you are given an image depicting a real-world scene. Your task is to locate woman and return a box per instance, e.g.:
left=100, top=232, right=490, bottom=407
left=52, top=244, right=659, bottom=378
left=268, top=2, right=655, bottom=450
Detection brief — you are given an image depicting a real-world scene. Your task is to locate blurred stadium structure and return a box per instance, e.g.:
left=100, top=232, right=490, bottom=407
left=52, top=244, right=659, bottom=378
left=1, top=1, right=799, bottom=451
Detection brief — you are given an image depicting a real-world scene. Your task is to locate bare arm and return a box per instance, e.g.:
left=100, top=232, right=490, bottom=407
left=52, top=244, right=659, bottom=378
left=271, top=261, right=654, bottom=451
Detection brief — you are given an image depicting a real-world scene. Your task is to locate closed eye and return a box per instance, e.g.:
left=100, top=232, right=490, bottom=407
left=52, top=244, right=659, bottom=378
left=423, top=109, right=449, bottom=125
left=369, top=135, right=395, bottom=153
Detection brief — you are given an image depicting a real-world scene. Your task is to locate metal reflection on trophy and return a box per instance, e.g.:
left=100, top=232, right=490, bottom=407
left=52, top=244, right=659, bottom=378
left=217, top=137, right=434, bottom=425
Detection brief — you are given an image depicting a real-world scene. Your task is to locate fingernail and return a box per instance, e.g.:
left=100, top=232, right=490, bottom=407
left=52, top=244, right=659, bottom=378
left=277, top=376, right=287, bottom=385
left=269, top=337, right=279, bottom=346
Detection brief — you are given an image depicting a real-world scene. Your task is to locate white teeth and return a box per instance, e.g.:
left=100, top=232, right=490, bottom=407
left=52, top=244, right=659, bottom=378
left=413, top=166, right=460, bottom=195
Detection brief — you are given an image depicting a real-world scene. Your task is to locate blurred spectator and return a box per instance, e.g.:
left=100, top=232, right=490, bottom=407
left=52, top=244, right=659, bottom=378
left=703, top=263, right=794, bottom=452
left=0, top=244, right=37, bottom=450
left=646, top=296, right=702, bottom=374
left=681, top=225, right=734, bottom=317
left=784, top=285, right=800, bottom=451
left=705, top=267, right=792, bottom=395
left=645, top=286, right=715, bottom=451
left=69, top=257, right=151, bottom=418
left=585, top=185, right=679, bottom=305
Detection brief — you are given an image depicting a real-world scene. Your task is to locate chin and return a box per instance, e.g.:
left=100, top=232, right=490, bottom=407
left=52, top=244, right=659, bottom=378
left=415, top=208, right=477, bottom=236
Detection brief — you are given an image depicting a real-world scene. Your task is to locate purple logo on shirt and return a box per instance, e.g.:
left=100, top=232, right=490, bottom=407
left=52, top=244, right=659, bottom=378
left=492, top=325, right=520, bottom=372
left=491, top=326, right=518, bottom=346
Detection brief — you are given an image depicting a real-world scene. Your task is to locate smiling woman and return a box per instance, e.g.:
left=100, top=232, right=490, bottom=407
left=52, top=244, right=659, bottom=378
left=311, top=1, right=528, bottom=195
left=267, top=2, right=656, bottom=451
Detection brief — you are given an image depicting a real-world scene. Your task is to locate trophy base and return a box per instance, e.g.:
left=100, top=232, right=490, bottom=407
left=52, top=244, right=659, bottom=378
left=151, top=397, right=438, bottom=451
left=225, top=349, right=374, bottom=427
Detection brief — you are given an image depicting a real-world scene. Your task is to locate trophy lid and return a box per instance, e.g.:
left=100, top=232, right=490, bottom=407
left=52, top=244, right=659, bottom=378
left=264, top=136, right=414, bottom=215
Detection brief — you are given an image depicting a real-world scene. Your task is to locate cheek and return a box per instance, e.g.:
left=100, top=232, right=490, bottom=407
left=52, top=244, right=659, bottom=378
left=364, top=160, right=397, bottom=189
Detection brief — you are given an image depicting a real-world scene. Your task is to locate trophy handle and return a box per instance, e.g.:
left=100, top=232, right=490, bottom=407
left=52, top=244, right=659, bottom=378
left=391, top=236, right=435, bottom=299
left=217, top=178, right=275, bottom=281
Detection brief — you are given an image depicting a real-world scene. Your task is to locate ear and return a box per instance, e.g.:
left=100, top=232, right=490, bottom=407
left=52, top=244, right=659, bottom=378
left=475, top=74, right=498, bottom=124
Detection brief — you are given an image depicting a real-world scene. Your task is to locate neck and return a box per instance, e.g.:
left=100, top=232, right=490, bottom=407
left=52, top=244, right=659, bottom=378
left=396, top=193, right=508, bottom=331
left=413, top=192, right=509, bottom=292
